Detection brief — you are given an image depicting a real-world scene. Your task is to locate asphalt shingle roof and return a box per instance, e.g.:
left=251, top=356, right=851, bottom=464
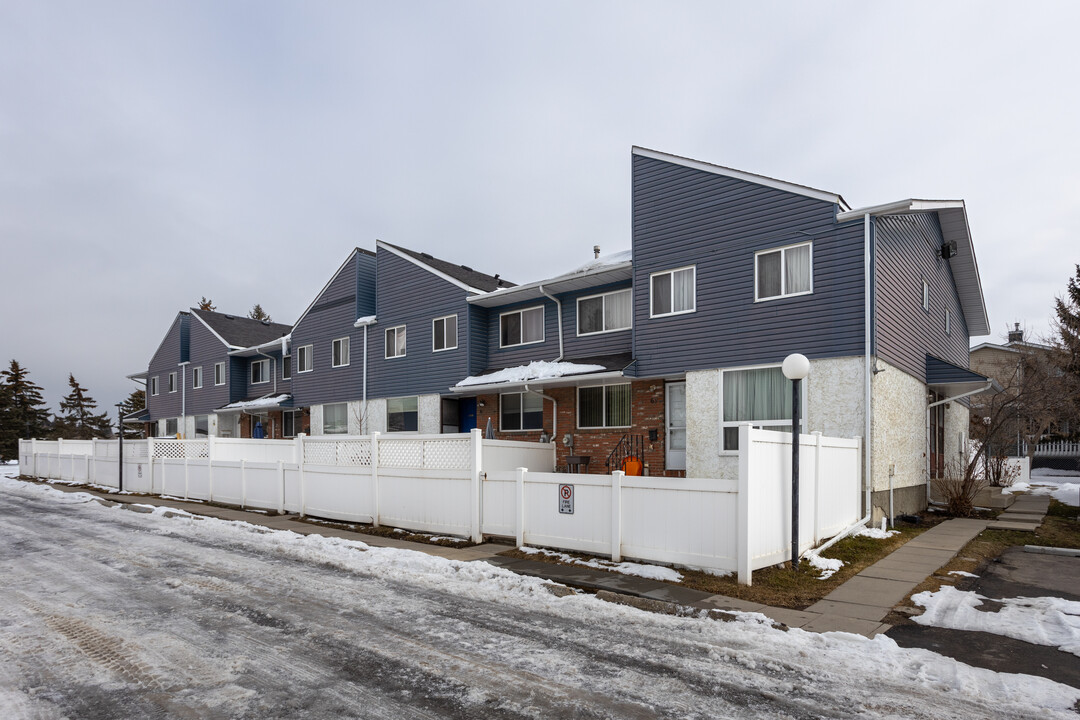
left=382, top=242, right=514, bottom=292
left=192, top=309, right=292, bottom=349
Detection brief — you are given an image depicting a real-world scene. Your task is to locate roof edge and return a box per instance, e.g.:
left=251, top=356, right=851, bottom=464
left=377, top=240, right=485, bottom=294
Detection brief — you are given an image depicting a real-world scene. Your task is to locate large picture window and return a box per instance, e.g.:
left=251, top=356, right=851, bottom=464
left=756, top=242, right=812, bottom=301
left=500, top=307, right=544, bottom=347
left=721, top=366, right=802, bottom=451
left=387, top=396, right=418, bottom=432
left=578, top=384, right=631, bottom=428
left=577, top=289, right=631, bottom=335
left=500, top=392, right=544, bottom=431
left=323, top=403, right=347, bottom=435
left=250, top=359, right=270, bottom=384
left=385, top=326, right=406, bottom=358
left=650, top=266, right=695, bottom=317
left=332, top=337, right=350, bottom=367
left=433, top=315, right=458, bottom=351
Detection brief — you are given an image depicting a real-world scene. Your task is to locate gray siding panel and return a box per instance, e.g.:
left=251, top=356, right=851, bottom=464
left=630, top=155, right=864, bottom=377
left=468, top=305, right=488, bottom=377
left=186, top=317, right=231, bottom=415
left=146, top=314, right=188, bottom=422
left=560, top=282, right=633, bottom=360
left=369, top=250, right=471, bottom=398
left=356, top=250, right=376, bottom=317
left=483, top=297, right=562, bottom=369
left=874, top=213, right=970, bottom=382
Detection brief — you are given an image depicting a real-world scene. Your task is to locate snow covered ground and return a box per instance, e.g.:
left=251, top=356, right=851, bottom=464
left=519, top=546, right=685, bottom=582
left=1006, top=470, right=1080, bottom=506
left=2, top=476, right=1079, bottom=718
left=1, top=462, right=18, bottom=479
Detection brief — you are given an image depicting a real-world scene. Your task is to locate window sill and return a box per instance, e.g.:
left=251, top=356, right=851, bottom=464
left=576, top=327, right=631, bottom=337
left=649, top=309, right=695, bottom=319
left=754, top=290, right=813, bottom=303
left=498, top=340, right=545, bottom=349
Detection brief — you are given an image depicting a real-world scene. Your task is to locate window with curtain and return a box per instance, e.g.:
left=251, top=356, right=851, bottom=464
left=297, top=345, right=313, bottom=373
left=500, top=307, right=544, bottom=347
left=323, top=403, right=348, bottom=434
left=755, top=242, right=812, bottom=301
left=577, top=289, right=631, bottom=335
left=721, top=366, right=801, bottom=450
left=385, top=326, right=406, bottom=358
left=250, top=359, right=269, bottom=384
left=214, top=362, right=225, bottom=385
left=192, top=366, right=202, bottom=389
left=433, top=315, right=458, bottom=351
left=578, top=384, right=631, bottom=428
left=387, top=396, right=418, bottom=432
left=332, top=337, right=350, bottom=367
left=650, top=267, right=695, bottom=317
left=500, top=392, right=544, bottom=431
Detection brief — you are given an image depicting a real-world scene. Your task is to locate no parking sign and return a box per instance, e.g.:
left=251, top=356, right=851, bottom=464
left=558, top=484, right=574, bottom=514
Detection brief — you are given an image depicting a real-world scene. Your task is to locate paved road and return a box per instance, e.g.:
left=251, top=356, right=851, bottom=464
left=0, top=483, right=1073, bottom=719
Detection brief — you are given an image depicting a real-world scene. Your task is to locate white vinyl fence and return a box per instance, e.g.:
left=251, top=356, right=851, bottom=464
left=18, top=424, right=861, bottom=584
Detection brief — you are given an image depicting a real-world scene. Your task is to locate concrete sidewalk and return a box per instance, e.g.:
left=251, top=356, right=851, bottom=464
left=34, top=480, right=1043, bottom=639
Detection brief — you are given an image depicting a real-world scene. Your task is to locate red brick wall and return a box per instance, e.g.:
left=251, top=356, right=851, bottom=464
left=474, top=379, right=684, bottom=477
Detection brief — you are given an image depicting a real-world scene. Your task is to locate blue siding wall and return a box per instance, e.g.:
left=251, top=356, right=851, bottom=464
left=356, top=250, right=376, bottom=317
left=369, top=250, right=471, bottom=398
left=468, top=305, right=488, bottom=377
left=290, top=251, right=366, bottom=408
left=560, top=281, right=633, bottom=360
left=873, top=213, right=970, bottom=381
left=482, top=297, right=561, bottom=369
left=147, top=313, right=189, bottom=422
left=186, top=316, right=231, bottom=415
left=240, top=349, right=291, bottom=402
left=630, top=155, right=864, bottom=377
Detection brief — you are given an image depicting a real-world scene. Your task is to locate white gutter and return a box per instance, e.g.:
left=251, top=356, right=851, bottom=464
left=179, top=361, right=189, bottom=439
left=524, top=384, right=557, bottom=441
left=925, top=381, right=994, bottom=506
left=354, top=315, right=378, bottom=435
left=863, top=213, right=873, bottom=526
left=539, top=284, right=564, bottom=362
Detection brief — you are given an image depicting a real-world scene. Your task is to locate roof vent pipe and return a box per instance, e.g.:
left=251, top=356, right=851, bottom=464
left=593, top=245, right=601, bottom=259
left=1008, top=323, right=1023, bottom=344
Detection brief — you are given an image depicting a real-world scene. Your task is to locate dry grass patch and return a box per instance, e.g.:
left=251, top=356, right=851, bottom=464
left=500, top=520, right=937, bottom=610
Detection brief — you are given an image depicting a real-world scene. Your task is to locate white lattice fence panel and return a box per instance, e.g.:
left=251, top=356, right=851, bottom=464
left=380, top=440, right=423, bottom=469
left=152, top=441, right=208, bottom=459
left=304, top=441, right=338, bottom=465
left=423, top=440, right=471, bottom=470
left=153, top=441, right=185, bottom=459
left=336, top=440, right=372, bottom=466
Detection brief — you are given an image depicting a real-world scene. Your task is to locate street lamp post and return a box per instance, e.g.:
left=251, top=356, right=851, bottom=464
left=782, top=353, right=810, bottom=572
left=115, top=403, right=124, bottom=493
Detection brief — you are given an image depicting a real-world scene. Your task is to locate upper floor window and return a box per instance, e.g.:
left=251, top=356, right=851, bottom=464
left=332, top=337, right=350, bottom=367
left=214, top=362, right=225, bottom=386
left=721, top=365, right=803, bottom=451
left=578, top=383, right=631, bottom=428
left=922, top=279, right=930, bottom=311
left=282, top=355, right=292, bottom=379
left=385, top=326, right=406, bottom=358
left=650, top=266, right=695, bottom=317
left=500, top=392, right=544, bottom=431
left=323, top=402, right=347, bottom=435
left=251, top=358, right=270, bottom=384
left=500, top=306, right=544, bottom=347
left=433, top=315, right=458, bottom=352
left=168, top=372, right=177, bottom=393
left=192, top=366, right=202, bottom=389
left=297, top=345, right=313, bottom=373
left=387, top=396, right=419, bottom=432
left=578, top=289, right=631, bottom=335
left=755, top=242, right=812, bottom=301
left=150, top=376, right=159, bottom=396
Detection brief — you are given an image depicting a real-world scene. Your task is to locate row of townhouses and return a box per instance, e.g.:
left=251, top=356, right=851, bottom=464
left=130, top=147, right=993, bottom=520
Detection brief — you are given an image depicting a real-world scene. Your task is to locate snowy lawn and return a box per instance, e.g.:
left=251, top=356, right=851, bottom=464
left=1, top=461, right=18, bottom=479
left=1007, top=469, right=1080, bottom=506
left=803, top=525, right=901, bottom=580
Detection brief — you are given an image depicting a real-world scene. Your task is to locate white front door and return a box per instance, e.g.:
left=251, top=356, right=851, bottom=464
left=666, top=382, right=686, bottom=471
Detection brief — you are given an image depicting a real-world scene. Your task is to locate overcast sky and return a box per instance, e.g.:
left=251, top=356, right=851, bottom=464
left=2, top=1, right=1078, bottom=415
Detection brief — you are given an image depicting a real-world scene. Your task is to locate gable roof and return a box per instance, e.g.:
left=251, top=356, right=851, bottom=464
left=291, top=248, right=375, bottom=331
left=632, top=146, right=851, bottom=210
left=378, top=241, right=514, bottom=293
left=147, top=311, right=190, bottom=368
left=191, top=308, right=292, bottom=350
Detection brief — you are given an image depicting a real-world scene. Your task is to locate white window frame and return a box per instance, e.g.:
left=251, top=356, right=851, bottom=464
left=719, top=363, right=806, bottom=455
left=576, top=383, right=632, bottom=429
left=499, top=392, right=545, bottom=432
left=297, top=345, right=313, bottom=373
left=322, top=402, right=347, bottom=435
left=214, top=362, right=225, bottom=386
left=250, top=358, right=270, bottom=385
left=385, top=326, right=407, bottom=359
left=332, top=337, right=350, bottom=368
left=282, top=355, right=291, bottom=379
left=649, top=265, right=696, bottom=318
left=386, top=396, right=419, bottom=433
left=192, top=366, right=202, bottom=389
left=922, top=279, right=930, bottom=312
left=576, top=288, right=632, bottom=336
left=499, top=306, right=545, bottom=348
left=754, top=241, right=813, bottom=302
left=168, top=372, right=177, bottom=393
left=432, top=314, right=458, bottom=352
left=150, top=376, right=159, bottom=396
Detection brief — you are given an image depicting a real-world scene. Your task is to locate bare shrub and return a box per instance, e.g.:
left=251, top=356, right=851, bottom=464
left=986, top=452, right=1020, bottom=488
left=932, top=458, right=986, bottom=517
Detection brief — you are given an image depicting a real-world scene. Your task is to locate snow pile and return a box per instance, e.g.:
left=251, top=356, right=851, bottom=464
left=218, top=394, right=291, bottom=411
left=566, top=249, right=633, bottom=275
left=0, top=462, right=18, bottom=479
left=948, top=570, right=979, bottom=578
left=852, top=526, right=900, bottom=539
left=1008, top=473, right=1080, bottom=506
left=456, top=360, right=606, bottom=388
left=1032, top=467, right=1080, bottom=478
left=913, top=586, right=1080, bottom=657
left=803, top=552, right=843, bottom=579
left=519, top=546, right=684, bottom=582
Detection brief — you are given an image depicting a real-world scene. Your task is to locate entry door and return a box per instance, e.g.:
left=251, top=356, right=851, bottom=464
left=666, top=382, right=686, bottom=471
left=458, top=398, right=477, bottom=433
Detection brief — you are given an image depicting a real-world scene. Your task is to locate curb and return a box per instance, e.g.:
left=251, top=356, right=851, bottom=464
left=1023, top=545, right=1080, bottom=557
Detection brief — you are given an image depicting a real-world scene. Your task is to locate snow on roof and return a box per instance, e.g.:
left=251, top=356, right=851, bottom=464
left=217, top=394, right=291, bottom=412
left=354, top=315, right=377, bottom=326
left=566, top=249, right=633, bottom=275
left=455, top=360, right=606, bottom=388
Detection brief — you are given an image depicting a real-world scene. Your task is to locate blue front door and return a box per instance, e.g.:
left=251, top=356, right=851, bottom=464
left=459, top=398, right=477, bottom=432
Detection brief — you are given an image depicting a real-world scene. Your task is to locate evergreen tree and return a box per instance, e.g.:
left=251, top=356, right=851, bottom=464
left=248, top=303, right=272, bottom=322
left=198, top=296, right=216, bottom=311
left=0, top=360, right=52, bottom=460
left=118, top=388, right=147, bottom=439
left=1053, top=264, right=1080, bottom=440
left=54, top=374, right=113, bottom=440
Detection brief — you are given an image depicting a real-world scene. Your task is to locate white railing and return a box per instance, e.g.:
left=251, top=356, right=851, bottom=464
left=16, top=425, right=863, bottom=583
left=1034, top=441, right=1080, bottom=457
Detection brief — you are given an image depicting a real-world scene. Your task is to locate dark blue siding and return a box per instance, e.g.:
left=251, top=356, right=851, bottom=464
left=630, top=154, right=864, bottom=377
left=369, top=250, right=471, bottom=398
left=186, top=316, right=230, bottom=415
left=560, top=282, right=633, bottom=359
left=874, top=213, right=969, bottom=381
left=146, top=313, right=189, bottom=422
left=356, top=250, right=376, bottom=317
left=483, top=297, right=561, bottom=369
left=468, top=305, right=488, bottom=377
left=290, top=251, right=366, bottom=408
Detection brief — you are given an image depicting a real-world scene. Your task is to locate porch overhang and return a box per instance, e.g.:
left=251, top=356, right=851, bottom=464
left=925, top=355, right=999, bottom=397
left=228, top=334, right=291, bottom=357
left=449, top=370, right=627, bottom=395
left=466, top=252, right=632, bottom=308
left=122, top=408, right=150, bottom=424
left=214, top=393, right=292, bottom=413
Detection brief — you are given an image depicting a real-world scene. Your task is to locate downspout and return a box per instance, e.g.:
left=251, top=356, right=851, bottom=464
left=362, top=324, right=368, bottom=433
left=255, top=347, right=277, bottom=395
left=863, top=212, right=873, bottom=525
left=179, top=361, right=189, bottom=439
left=926, top=381, right=993, bottom=505
left=539, top=284, right=564, bottom=362
left=524, top=384, right=556, bottom=443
